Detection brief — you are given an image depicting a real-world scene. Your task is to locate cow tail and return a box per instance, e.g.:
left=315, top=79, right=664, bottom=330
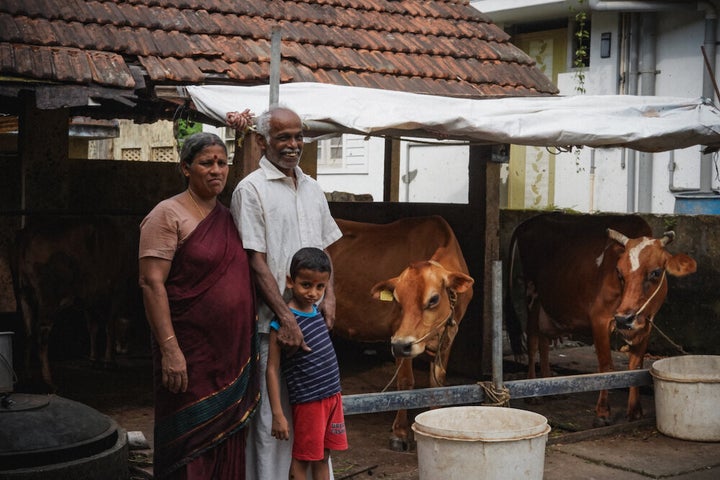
left=505, top=227, right=526, bottom=360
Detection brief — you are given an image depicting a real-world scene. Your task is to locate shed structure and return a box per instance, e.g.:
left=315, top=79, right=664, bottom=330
left=0, top=0, right=559, bottom=377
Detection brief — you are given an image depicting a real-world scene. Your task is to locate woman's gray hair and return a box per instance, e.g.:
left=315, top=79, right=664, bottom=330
left=179, top=132, right=227, bottom=167
left=255, top=105, right=299, bottom=141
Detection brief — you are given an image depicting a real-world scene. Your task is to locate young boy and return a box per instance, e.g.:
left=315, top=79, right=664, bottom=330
left=267, top=247, right=348, bottom=480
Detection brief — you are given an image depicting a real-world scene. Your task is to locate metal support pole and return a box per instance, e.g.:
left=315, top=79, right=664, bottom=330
left=269, top=26, right=281, bottom=107
left=491, top=260, right=503, bottom=392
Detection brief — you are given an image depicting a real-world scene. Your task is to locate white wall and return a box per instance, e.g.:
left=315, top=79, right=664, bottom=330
left=316, top=136, right=386, bottom=200
left=549, top=9, right=717, bottom=214
left=400, top=142, right=469, bottom=203
left=318, top=136, right=470, bottom=203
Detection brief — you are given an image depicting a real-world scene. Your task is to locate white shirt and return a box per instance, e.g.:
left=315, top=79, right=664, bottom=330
left=230, top=156, right=342, bottom=332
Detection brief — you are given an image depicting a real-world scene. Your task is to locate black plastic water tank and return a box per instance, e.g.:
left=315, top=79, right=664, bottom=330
left=0, top=393, right=128, bottom=479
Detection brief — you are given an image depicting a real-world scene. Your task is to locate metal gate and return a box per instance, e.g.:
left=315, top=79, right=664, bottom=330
left=342, top=261, right=653, bottom=415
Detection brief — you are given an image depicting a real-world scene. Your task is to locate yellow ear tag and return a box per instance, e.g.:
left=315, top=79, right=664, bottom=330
left=379, top=289, right=394, bottom=302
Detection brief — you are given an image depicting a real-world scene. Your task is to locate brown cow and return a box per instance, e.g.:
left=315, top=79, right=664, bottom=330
left=506, top=213, right=696, bottom=426
left=328, top=216, right=474, bottom=450
left=12, top=217, right=135, bottom=389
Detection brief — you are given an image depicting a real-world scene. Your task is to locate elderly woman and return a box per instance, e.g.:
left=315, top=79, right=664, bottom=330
left=138, top=128, right=259, bottom=479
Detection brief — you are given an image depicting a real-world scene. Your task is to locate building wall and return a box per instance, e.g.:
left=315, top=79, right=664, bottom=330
left=475, top=2, right=719, bottom=214
left=103, top=119, right=178, bottom=163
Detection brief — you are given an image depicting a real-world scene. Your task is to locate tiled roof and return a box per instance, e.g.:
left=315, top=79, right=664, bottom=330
left=0, top=0, right=557, bottom=120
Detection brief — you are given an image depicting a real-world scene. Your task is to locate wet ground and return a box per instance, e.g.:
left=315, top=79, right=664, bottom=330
left=9, top=340, right=720, bottom=479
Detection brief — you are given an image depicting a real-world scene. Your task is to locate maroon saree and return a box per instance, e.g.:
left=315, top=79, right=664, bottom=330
left=152, top=203, right=259, bottom=479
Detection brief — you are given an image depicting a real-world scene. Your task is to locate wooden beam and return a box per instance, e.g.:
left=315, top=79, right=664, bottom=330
left=19, top=95, right=70, bottom=219
left=232, top=132, right=263, bottom=183
left=469, top=145, right=499, bottom=376
left=383, top=138, right=400, bottom=202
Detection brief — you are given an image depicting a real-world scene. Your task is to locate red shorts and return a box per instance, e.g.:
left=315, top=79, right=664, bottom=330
left=291, top=392, right=348, bottom=461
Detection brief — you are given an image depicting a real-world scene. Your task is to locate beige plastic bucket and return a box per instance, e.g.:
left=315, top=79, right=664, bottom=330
left=0, top=331, right=14, bottom=393
left=650, top=355, right=720, bottom=441
left=412, top=406, right=550, bottom=480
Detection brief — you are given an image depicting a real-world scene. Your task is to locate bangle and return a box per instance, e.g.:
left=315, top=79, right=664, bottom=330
left=162, top=335, right=175, bottom=344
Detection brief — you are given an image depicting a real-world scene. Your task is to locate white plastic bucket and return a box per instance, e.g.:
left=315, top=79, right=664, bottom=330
left=412, top=406, right=550, bottom=480
left=0, top=331, right=14, bottom=393
left=650, top=355, right=720, bottom=442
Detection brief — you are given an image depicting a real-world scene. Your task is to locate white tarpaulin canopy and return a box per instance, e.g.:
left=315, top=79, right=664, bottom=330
left=187, top=82, right=720, bottom=153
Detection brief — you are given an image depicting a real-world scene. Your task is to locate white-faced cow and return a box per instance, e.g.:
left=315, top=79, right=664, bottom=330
left=506, top=213, right=696, bottom=426
left=328, top=216, right=474, bottom=450
left=12, top=217, right=135, bottom=389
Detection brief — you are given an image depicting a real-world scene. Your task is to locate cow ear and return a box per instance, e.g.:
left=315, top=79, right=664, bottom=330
left=371, top=278, right=398, bottom=301
left=666, top=253, right=697, bottom=277
left=446, top=272, right=474, bottom=293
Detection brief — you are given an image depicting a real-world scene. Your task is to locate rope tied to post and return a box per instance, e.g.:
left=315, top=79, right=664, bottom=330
left=478, top=381, right=510, bottom=407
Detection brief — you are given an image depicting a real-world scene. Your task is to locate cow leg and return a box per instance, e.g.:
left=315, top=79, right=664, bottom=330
left=538, top=335, right=552, bottom=378
left=19, top=293, right=36, bottom=383
left=390, top=357, right=414, bottom=451
left=38, top=324, right=55, bottom=390
left=103, top=316, right=118, bottom=369
left=625, top=336, right=649, bottom=421
left=86, top=308, right=117, bottom=370
left=526, top=302, right=540, bottom=380
left=430, top=323, right=458, bottom=388
left=592, top=320, right=615, bottom=427
left=537, top=306, right=554, bottom=379
left=86, top=313, right=101, bottom=368
left=114, top=316, right=131, bottom=355
left=538, top=335, right=552, bottom=379
left=97, top=296, right=119, bottom=370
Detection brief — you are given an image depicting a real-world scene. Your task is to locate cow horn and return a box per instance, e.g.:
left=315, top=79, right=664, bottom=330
left=607, top=228, right=629, bottom=246
left=660, top=231, right=675, bottom=246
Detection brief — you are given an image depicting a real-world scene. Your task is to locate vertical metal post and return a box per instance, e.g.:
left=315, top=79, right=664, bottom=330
left=270, top=26, right=281, bottom=107
left=492, top=260, right=504, bottom=391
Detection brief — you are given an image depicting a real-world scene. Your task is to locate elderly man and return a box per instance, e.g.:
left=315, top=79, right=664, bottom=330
left=230, top=106, right=342, bottom=480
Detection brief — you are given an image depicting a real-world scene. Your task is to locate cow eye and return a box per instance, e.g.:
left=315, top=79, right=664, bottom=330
left=648, top=268, right=663, bottom=282
left=616, top=268, right=625, bottom=286
left=427, top=294, right=440, bottom=309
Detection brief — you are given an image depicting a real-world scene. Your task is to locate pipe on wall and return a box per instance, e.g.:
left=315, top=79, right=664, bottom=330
left=625, top=13, right=639, bottom=211
left=593, top=0, right=720, bottom=208
left=700, top=2, right=718, bottom=192
left=589, top=148, right=596, bottom=212
left=590, top=1, right=697, bottom=11
left=637, top=13, right=657, bottom=212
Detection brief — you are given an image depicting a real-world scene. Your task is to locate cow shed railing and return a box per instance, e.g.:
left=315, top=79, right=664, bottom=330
left=342, top=261, right=654, bottom=415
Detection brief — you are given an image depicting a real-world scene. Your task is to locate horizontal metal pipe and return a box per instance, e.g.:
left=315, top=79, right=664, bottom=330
left=342, top=369, right=653, bottom=415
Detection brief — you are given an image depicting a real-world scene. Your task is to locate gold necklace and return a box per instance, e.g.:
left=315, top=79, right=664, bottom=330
left=186, top=189, right=207, bottom=219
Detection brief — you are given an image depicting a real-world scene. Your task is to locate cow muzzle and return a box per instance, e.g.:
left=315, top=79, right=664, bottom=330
left=391, top=337, right=423, bottom=358
left=614, top=313, right=636, bottom=330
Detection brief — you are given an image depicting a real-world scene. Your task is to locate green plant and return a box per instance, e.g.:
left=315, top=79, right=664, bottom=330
left=663, top=217, right=678, bottom=232
left=176, top=119, right=202, bottom=148
left=570, top=0, right=589, bottom=94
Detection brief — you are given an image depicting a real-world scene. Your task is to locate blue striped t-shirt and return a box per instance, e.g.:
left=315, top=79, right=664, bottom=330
left=270, top=306, right=341, bottom=404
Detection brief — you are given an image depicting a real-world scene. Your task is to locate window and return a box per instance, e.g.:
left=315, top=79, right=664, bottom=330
left=121, top=147, right=142, bottom=161
left=151, top=146, right=177, bottom=162
left=317, top=137, right=344, bottom=169
left=317, top=135, right=369, bottom=174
